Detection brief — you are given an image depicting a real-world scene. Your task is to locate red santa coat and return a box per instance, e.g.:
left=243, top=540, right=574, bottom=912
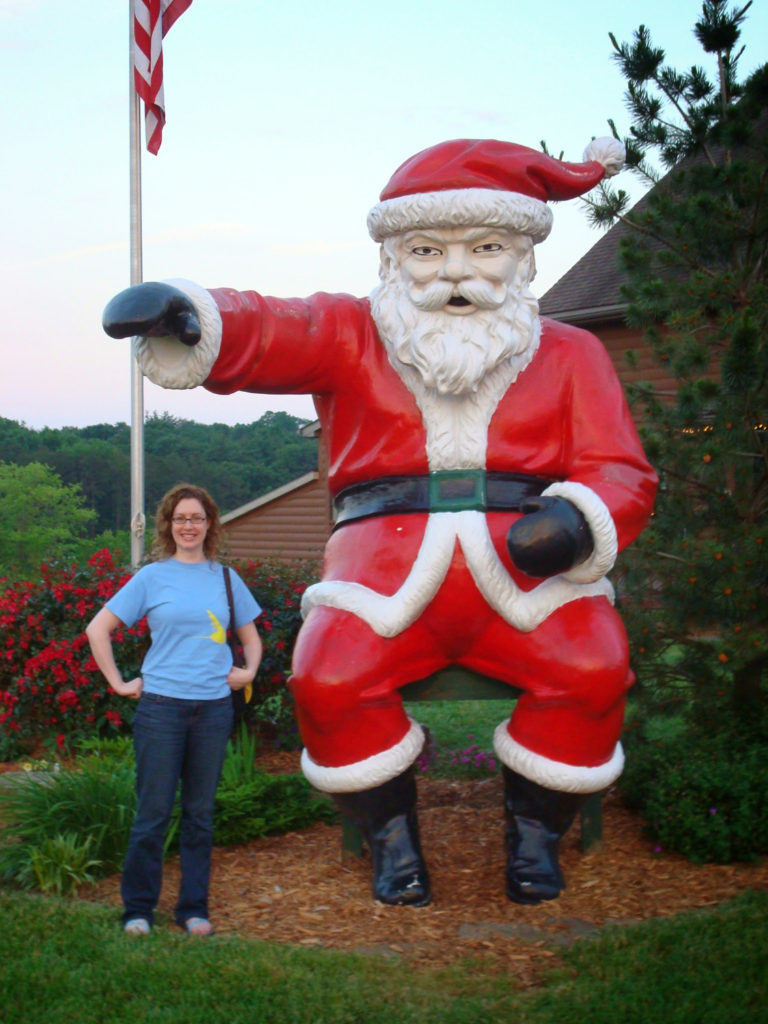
left=138, top=286, right=657, bottom=793
left=204, top=289, right=653, bottom=534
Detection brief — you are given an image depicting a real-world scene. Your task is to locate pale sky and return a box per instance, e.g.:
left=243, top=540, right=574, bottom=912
left=2, top=0, right=766, bottom=430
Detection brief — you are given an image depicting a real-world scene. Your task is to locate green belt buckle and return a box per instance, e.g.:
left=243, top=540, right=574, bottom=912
left=429, top=470, right=487, bottom=512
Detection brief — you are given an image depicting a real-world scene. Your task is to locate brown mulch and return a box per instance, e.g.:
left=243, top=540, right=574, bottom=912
left=78, top=749, right=768, bottom=979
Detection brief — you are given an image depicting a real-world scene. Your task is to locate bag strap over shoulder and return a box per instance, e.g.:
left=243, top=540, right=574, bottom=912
left=223, top=565, right=236, bottom=630
left=223, top=565, right=244, bottom=667
left=223, top=565, right=249, bottom=712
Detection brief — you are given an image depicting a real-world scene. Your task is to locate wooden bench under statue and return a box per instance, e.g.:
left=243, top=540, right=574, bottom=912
left=340, top=664, right=604, bottom=860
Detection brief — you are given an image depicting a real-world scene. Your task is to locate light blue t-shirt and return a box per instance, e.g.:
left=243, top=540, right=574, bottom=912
left=107, top=559, right=262, bottom=700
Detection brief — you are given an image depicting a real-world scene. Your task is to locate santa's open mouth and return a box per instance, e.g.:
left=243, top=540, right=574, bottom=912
left=447, top=296, right=472, bottom=307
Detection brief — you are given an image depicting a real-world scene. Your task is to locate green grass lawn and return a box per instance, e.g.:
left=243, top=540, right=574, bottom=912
left=1, top=888, right=766, bottom=1024
left=3, top=700, right=766, bottom=1023
left=405, top=699, right=508, bottom=749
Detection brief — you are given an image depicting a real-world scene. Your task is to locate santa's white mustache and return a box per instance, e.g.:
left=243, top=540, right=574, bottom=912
left=409, top=279, right=506, bottom=312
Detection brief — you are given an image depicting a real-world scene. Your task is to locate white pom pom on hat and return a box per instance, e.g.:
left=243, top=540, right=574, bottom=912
left=367, top=137, right=625, bottom=244
left=583, top=137, right=626, bottom=178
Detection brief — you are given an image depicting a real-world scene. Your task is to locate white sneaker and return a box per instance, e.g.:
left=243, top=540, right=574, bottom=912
left=124, top=918, right=151, bottom=935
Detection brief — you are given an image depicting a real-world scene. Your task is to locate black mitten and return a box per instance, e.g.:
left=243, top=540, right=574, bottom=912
left=506, top=496, right=594, bottom=578
left=102, top=282, right=201, bottom=347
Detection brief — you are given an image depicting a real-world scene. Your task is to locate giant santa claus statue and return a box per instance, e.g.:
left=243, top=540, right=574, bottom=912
left=104, top=137, right=658, bottom=909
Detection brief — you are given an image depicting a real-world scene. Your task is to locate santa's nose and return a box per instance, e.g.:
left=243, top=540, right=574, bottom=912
left=439, top=250, right=473, bottom=282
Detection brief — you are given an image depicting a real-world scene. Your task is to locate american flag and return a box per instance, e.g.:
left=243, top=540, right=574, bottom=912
left=133, top=0, right=193, bottom=154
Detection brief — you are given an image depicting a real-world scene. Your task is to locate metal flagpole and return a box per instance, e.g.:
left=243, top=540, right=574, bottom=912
left=129, top=2, right=146, bottom=568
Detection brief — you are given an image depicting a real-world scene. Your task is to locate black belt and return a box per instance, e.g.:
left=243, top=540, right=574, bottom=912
left=333, top=470, right=552, bottom=528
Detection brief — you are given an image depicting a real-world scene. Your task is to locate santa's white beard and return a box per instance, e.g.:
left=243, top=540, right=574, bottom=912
left=370, top=269, right=540, bottom=396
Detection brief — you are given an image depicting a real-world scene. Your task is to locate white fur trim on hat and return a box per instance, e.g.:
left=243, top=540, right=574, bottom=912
left=135, top=278, right=222, bottom=389
left=300, top=718, right=425, bottom=793
left=494, top=722, right=624, bottom=793
left=367, top=188, right=553, bottom=244
left=583, top=137, right=625, bottom=178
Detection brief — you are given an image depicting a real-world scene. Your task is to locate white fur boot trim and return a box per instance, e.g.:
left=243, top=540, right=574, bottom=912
left=493, top=722, right=624, bottom=794
left=300, top=718, right=425, bottom=793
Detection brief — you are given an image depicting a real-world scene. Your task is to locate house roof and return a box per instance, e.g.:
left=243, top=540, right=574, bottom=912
left=538, top=125, right=760, bottom=324
left=537, top=205, right=640, bottom=324
left=222, top=471, right=319, bottom=522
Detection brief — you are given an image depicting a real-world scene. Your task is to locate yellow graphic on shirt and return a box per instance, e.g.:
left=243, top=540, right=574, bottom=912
left=198, top=611, right=251, bottom=703
left=201, top=610, right=227, bottom=644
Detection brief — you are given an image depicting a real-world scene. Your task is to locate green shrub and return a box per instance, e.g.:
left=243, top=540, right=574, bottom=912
left=219, top=723, right=261, bottom=789
left=214, top=773, right=336, bottom=847
left=233, top=557, right=319, bottom=750
left=621, top=729, right=768, bottom=863
left=26, top=832, right=102, bottom=895
left=0, top=750, right=137, bottom=887
left=0, top=730, right=335, bottom=893
left=213, top=724, right=337, bottom=847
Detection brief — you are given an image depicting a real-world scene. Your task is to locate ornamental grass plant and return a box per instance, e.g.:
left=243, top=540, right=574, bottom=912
left=0, top=731, right=335, bottom=895
left=0, top=744, right=136, bottom=893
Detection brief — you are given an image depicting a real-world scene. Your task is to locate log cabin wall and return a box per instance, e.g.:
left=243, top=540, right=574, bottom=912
left=585, top=319, right=679, bottom=404
left=222, top=428, right=332, bottom=563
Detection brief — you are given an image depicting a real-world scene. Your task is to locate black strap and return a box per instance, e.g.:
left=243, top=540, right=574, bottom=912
left=333, top=471, right=552, bottom=528
left=223, top=566, right=243, bottom=668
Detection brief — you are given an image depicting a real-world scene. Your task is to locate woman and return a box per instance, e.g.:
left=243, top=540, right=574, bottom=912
left=86, top=483, right=262, bottom=936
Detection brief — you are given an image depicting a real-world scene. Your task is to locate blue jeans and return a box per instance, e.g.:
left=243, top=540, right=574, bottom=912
left=122, top=692, right=234, bottom=926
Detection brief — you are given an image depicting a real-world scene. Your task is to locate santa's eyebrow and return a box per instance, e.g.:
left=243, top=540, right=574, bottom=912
left=462, top=227, right=507, bottom=242
left=404, top=232, right=444, bottom=246
left=405, top=227, right=509, bottom=246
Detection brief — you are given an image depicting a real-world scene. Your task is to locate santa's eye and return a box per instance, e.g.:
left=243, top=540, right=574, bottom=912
left=474, top=242, right=502, bottom=253
left=411, top=246, right=442, bottom=257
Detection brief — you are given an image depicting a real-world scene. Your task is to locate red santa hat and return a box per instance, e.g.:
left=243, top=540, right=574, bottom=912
left=367, top=137, right=624, bottom=244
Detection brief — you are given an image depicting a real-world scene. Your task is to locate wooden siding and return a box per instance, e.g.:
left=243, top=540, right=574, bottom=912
left=223, top=476, right=331, bottom=562
left=590, top=321, right=679, bottom=399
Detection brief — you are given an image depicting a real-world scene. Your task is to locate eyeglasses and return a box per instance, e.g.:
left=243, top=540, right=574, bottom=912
left=171, top=514, right=207, bottom=525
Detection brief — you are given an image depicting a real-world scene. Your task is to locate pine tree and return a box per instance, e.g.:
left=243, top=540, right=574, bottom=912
left=587, top=2, right=768, bottom=739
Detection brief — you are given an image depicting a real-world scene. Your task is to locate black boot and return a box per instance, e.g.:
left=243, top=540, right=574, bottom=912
left=503, top=766, right=585, bottom=905
left=333, top=768, right=432, bottom=907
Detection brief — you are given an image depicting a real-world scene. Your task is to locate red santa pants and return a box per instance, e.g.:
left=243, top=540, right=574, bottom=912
left=290, top=578, right=633, bottom=779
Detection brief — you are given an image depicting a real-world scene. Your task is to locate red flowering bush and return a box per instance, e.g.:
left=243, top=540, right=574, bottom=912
left=0, top=551, right=319, bottom=759
left=232, top=557, right=320, bottom=749
left=0, top=550, right=148, bottom=758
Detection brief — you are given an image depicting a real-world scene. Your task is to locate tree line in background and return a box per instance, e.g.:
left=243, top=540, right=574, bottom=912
left=0, top=411, right=317, bottom=578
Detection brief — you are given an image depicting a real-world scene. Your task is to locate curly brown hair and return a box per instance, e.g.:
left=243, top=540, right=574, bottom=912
left=151, top=483, right=223, bottom=561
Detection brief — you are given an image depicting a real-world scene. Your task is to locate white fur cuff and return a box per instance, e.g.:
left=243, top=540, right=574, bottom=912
left=135, top=278, right=222, bottom=389
left=494, top=722, right=624, bottom=793
left=542, top=481, right=618, bottom=583
left=300, top=719, right=425, bottom=793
